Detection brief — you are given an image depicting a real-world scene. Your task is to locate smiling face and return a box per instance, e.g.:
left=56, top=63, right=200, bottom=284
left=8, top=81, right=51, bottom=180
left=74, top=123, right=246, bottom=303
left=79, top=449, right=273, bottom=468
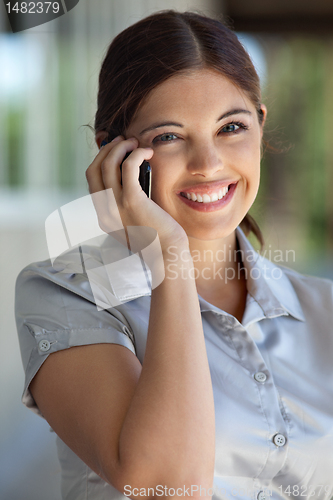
left=126, top=68, right=266, bottom=241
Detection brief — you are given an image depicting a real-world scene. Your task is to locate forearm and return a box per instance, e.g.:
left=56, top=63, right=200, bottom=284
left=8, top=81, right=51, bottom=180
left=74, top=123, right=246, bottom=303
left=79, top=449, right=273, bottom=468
left=115, top=241, right=215, bottom=494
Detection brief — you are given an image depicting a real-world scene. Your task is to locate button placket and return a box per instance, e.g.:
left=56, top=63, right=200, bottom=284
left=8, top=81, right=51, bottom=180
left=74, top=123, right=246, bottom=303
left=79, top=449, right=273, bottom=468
left=273, top=433, right=286, bottom=447
left=254, top=371, right=267, bottom=383
left=225, top=321, right=267, bottom=376
left=213, top=313, right=289, bottom=479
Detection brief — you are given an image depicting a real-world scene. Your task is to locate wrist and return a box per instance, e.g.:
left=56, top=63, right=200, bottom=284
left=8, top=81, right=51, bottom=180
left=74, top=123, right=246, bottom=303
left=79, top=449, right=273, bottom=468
left=162, top=239, right=191, bottom=260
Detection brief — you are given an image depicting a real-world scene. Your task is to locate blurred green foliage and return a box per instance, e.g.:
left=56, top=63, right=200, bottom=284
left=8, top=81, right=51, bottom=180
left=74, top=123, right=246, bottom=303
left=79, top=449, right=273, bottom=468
left=57, top=39, right=76, bottom=188
left=253, top=35, right=333, bottom=264
left=6, top=108, right=25, bottom=186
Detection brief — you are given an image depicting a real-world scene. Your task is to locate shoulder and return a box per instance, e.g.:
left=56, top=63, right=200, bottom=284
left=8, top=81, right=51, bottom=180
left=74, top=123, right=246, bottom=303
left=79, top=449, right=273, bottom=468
left=16, top=234, right=152, bottom=326
left=266, top=261, right=333, bottom=328
left=15, top=242, right=143, bottom=415
left=277, top=263, right=333, bottom=309
left=16, top=242, right=100, bottom=307
left=15, top=239, right=140, bottom=336
left=14, top=240, right=138, bottom=358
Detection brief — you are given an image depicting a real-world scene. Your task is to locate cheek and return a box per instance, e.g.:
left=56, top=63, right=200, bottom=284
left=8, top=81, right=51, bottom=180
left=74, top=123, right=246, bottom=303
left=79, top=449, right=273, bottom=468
left=150, top=157, right=178, bottom=191
left=237, top=138, right=261, bottom=173
left=242, top=134, right=261, bottom=157
left=150, top=165, right=172, bottom=204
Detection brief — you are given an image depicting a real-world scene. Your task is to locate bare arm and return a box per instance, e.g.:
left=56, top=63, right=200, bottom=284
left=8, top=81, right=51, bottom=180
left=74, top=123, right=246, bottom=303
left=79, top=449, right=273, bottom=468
left=30, top=138, right=215, bottom=498
left=31, top=241, right=215, bottom=497
left=115, top=243, right=215, bottom=491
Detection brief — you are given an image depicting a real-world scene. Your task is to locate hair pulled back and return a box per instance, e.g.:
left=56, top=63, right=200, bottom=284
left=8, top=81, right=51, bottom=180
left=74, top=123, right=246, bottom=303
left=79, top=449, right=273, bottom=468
left=94, top=10, right=264, bottom=247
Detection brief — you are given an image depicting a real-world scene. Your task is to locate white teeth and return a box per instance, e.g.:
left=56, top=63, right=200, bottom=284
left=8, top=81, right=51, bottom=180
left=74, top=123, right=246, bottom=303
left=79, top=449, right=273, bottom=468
left=184, top=186, right=230, bottom=203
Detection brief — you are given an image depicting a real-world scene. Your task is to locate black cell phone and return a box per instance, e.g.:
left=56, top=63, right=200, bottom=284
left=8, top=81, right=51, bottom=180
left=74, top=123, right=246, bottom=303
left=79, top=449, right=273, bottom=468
left=100, top=140, right=151, bottom=198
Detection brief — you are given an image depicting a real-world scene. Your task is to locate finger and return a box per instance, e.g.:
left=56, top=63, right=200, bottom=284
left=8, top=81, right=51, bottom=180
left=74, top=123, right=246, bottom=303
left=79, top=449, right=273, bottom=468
left=100, top=138, right=140, bottom=192
left=91, top=188, right=126, bottom=238
left=118, top=148, right=154, bottom=198
left=89, top=137, right=140, bottom=234
left=86, top=135, right=124, bottom=195
left=86, top=136, right=125, bottom=235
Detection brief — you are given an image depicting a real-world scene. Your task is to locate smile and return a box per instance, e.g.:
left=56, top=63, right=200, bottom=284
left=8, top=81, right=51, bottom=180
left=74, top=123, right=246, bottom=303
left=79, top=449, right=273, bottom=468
left=177, top=182, right=238, bottom=212
left=180, top=186, right=229, bottom=203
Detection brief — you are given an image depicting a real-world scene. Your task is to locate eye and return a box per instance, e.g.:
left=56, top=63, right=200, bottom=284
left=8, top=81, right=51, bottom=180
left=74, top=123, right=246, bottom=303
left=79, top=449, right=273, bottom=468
left=152, top=133, right=178, bottom=144
left=219, top=122, right=248, bottom=134
left=222, top=123, right=240, bottom=133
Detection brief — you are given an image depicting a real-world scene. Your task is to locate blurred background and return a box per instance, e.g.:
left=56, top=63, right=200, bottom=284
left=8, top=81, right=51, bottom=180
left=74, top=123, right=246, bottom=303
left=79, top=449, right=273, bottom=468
left=1, top=0, right=332, bottom=498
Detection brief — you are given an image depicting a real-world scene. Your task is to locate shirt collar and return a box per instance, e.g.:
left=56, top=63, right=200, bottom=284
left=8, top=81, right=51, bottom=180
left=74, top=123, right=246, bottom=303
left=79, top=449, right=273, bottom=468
left=98, top=226, right=305, bottom=322
left=234, top=226, right=305, bottom=322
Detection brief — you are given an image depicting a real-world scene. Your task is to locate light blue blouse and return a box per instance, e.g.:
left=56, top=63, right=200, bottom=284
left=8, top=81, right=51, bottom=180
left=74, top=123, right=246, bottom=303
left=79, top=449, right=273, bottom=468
left=15, top=226, right=333, bottom=500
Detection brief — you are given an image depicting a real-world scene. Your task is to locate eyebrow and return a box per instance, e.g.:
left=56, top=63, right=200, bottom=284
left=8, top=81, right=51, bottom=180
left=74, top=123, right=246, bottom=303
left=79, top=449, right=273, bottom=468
left=218, top=109, right=252, bottom=120
left=139, top=121, right=183, bottom=136
left=139, top=109, right=252, bottom=136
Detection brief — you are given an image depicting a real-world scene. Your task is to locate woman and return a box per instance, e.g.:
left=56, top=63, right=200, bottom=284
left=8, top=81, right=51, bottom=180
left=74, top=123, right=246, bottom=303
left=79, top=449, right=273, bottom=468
left=15, top=10, right=333, bottom=500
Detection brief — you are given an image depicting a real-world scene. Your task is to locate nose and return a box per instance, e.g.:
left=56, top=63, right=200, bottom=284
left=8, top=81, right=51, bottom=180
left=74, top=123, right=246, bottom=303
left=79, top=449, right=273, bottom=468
left=186, top=140, right=224, bottom=177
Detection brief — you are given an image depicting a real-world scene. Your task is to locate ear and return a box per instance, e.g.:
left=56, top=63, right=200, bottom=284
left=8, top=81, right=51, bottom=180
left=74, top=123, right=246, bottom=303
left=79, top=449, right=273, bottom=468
left=95, top=131, right=109, bottom=149
left=259, top=104, right=267, bottom=135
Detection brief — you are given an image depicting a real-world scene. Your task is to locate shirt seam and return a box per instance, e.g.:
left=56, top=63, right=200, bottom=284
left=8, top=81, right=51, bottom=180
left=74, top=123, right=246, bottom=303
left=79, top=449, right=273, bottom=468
left=26, top=319, right=135, bottom=345
left=58, top=278, right=72, bottom=339
left=85, top=463, right=88, bottom=500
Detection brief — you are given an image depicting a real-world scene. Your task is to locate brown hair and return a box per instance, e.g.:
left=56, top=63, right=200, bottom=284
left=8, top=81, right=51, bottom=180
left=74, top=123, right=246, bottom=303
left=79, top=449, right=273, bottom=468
left=94, top=10, right=265, bottom=248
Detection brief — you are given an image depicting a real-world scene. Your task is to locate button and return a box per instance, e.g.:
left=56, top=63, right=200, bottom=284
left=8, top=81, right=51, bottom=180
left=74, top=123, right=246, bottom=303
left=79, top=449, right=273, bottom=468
left=38, top=339, right=51, bottom=352
left=254, top=371, right=267, bottom=383
left=273, top=433, right=286, bottom=447
left=257, top=491, right=266, bottom=500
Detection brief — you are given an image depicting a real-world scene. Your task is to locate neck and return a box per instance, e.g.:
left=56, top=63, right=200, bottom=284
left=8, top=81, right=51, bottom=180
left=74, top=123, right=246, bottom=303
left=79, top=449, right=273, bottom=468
left=186, top=229, right=244, bottom=294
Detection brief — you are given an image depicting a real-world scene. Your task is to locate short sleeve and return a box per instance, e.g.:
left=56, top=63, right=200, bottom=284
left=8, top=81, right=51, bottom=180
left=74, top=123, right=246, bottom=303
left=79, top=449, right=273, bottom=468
left=15, top=258, right=137, bottom=417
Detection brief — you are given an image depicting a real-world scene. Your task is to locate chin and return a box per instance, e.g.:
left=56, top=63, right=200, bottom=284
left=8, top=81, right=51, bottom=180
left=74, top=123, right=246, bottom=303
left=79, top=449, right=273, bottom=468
left=183, top=224, right=238, bottom=241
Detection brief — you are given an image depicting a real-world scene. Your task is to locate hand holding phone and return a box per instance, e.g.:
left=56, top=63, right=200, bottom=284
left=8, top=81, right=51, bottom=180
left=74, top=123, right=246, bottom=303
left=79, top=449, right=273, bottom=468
left=101, top=140, right=151, bottom=198
left=88, top=136, right=187, bottom=252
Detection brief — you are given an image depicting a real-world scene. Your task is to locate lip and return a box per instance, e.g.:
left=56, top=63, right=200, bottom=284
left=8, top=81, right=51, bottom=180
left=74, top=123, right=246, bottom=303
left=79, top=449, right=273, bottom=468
left=177, top=182, right=238, bottom=212
left=176, top=179, right=238, bottom=196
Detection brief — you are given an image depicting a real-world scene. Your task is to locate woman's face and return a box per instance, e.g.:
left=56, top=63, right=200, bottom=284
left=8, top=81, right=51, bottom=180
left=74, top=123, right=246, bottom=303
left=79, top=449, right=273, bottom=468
left=126, top=68, right=266, bottom=241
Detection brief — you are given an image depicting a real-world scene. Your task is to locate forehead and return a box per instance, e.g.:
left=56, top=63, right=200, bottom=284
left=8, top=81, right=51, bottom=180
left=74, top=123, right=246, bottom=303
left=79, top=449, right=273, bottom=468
left=132, top=68, right=254, bottom=123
